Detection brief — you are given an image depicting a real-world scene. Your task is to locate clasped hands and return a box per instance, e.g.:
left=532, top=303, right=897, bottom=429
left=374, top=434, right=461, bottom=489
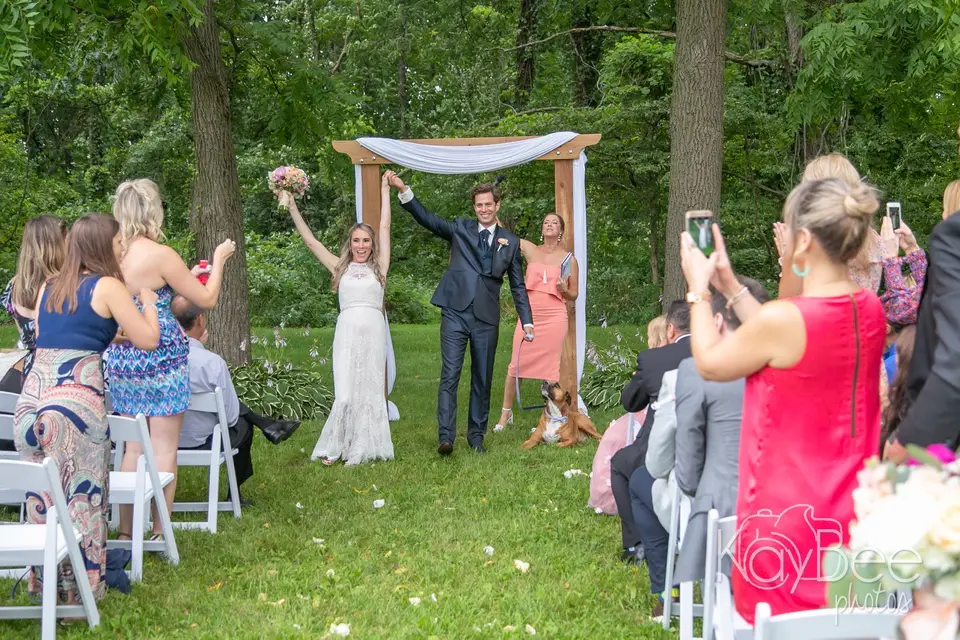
left=680, top=222, right=739, bottom=297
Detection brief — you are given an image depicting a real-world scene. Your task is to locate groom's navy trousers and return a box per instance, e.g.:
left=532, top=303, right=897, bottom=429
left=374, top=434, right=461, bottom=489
left=439, top=304, right=498, bottom=447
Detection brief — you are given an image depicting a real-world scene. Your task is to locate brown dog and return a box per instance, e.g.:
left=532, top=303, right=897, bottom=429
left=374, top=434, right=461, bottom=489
left=521, top=381, right=602, bottom=449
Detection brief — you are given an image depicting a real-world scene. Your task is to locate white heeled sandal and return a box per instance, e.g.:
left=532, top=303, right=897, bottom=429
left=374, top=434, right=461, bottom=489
left=494, top=408, right=514, bottom=431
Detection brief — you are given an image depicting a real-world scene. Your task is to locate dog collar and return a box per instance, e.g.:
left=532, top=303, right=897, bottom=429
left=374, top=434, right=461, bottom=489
left=548, top=415, right=568, bottom=425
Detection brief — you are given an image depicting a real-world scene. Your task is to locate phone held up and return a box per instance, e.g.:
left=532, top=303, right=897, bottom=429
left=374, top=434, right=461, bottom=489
left=686, top=210, right=715, bottom=256
left=886, top=201, right=902, bottom=231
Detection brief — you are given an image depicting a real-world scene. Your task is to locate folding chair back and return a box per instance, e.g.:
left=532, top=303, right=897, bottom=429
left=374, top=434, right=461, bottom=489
left=107, top=413, right=179, bottom=580
left=0, top=391, right=18, bottom=413
left=173, top=388, right=242, bottom=533
left=663, top=482, right=701, bottom=636
left=0, top=414, right=24, bottom=508
left=753, top=602, right=902, bottom=640
left=0, top=458, right=100, bottom=637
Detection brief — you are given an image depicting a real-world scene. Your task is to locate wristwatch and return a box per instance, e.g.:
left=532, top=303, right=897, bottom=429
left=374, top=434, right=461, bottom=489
left=686, top=291, right=712, bottom=305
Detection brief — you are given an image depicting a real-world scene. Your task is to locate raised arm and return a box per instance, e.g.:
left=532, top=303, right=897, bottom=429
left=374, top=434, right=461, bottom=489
left=378, top=173, right=392, bottom=277
left=385, top=170, right=455, bottom=242
left=159, top=240, right=236, bottom=310
left=280, top=191, right=339, bottom=274
left=519, top=239, right=537, bottom=260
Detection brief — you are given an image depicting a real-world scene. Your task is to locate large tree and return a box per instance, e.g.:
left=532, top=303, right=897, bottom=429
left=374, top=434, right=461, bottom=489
left=661, top=0, right=729, bottom=304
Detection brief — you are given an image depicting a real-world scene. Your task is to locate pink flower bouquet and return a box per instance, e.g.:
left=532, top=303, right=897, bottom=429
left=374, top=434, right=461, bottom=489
left=268, top=166, right=310, bottom=209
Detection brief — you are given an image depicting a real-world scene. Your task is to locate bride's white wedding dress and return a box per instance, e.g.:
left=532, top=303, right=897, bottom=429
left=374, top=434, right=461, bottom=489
left=311, top=262, right=394, bottom=465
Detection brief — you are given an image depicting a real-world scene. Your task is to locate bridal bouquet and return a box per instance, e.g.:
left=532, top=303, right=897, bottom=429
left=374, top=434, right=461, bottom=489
left=824, top=444, right=960, bottom=638
left=268, top=166, right=310, bottom=209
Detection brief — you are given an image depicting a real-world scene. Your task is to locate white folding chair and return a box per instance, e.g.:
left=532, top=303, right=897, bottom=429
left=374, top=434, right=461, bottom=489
left=704, top=510, right=751, bottom=640
left=663, top=482, right=701, bottom=637
left=172, top=388, right=242, bottom=533
left=753, top=601, right=902, bottom=639
left=0, top=390, right=19, bottom=414
left=0, top=391, right=22, bottom=464
left=0, top=458, right=100, bottom=639
left=106, top=413, right=180, bottom=581
left=0, top=413, right=27, bottom=533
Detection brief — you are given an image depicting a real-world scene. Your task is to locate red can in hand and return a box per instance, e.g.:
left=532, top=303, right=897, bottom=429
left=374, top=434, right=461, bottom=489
left=197, top=259, right=210, bottom=284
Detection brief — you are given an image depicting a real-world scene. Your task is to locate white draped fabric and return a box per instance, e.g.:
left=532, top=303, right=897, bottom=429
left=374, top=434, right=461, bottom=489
left=352, top=133, right=591, bottom=417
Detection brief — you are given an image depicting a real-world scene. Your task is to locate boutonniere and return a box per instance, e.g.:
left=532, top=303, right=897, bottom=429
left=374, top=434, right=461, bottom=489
left=497, top=237, right=509, bottom=251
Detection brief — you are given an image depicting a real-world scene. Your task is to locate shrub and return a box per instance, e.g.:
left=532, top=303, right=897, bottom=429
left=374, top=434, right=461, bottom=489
left=579, top=336, right=638, bottom=411
left=230, top=361, right=333, bottom=422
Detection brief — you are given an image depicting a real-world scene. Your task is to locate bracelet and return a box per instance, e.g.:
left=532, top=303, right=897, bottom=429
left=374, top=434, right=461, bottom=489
left=725, top=286, right=749, bottom=309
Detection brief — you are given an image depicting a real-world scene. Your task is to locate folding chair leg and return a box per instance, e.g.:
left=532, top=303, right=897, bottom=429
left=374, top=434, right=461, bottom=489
left=206, top=455, right=219, bottom=534
left=131, top=501, right=143, bottom=582
left=42, top=514, right=58, bottom=640
left=155, top=496, right=180, bottom=566
left=223, top=455, right=242, bottom=520
left=679, top=581, right=696, bottom=640
left=663, top=492, right=681, bottom=629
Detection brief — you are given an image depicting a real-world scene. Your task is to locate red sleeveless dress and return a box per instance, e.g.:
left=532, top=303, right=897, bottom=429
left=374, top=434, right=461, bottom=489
left=732, top=290, right=885, bottom=624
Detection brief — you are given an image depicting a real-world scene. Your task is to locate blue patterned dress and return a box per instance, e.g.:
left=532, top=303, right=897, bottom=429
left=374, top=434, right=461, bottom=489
left=105, top=285, right=190, bottom=416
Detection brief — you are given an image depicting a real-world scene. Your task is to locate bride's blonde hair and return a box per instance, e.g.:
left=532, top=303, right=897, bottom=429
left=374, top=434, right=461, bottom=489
left=112, top=178, right=165, bottom=250
left=331, top=223, right=385, bottom=290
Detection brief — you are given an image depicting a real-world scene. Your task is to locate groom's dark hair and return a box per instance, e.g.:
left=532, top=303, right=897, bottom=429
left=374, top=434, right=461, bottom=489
left=471, top=183, right=501, bottom=204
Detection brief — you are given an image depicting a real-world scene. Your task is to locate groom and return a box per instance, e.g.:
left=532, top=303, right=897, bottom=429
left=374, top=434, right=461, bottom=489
left=385, top=171, right=534, bottom=455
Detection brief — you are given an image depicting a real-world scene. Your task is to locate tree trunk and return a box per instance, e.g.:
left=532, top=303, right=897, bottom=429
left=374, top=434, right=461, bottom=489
left=306, top=0, right=320, bottom=62
left=183, top=0, right=251, bottom=365
left=662, top=0, right=728, bottom=307
left=570, top=2, right=604, bottom=107
left=514, top=0, right=537, bottom=108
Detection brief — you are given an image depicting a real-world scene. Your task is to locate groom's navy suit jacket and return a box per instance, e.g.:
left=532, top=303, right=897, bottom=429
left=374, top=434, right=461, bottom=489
left=401, top=195, right=533, bottom=327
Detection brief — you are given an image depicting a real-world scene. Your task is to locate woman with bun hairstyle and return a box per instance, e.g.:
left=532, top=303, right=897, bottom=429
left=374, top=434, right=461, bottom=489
left=106, top=178, right=237, bottom=541
left=680, top=178, right=885, bottom=623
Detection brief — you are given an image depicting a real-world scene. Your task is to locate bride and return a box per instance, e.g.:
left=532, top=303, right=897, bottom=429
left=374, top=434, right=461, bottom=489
left=278, top=173, right=394, bottom=466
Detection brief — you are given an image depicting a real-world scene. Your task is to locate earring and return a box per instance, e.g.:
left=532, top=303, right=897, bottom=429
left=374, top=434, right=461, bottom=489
left=558, top=232, right=563, bottom=241
left=792, top=263, right=810, bottom=278
left=540, top=233, right=544, bottom=243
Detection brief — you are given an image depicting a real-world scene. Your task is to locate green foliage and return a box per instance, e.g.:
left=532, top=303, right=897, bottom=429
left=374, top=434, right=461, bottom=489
left=579, top=333, right=643, bottom=411
left=230, top=360, right=333, bottom=421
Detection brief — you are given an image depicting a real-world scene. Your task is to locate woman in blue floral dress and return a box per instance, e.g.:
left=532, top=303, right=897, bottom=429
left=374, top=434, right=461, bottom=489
left=106, top=179, right=237, bottom=539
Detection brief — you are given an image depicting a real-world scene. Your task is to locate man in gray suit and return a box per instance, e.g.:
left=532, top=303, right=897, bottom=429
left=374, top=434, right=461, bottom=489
left=673, top=276, right=769, bottom=585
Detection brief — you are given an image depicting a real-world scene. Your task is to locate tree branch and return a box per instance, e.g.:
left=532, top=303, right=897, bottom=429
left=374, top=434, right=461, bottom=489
left=479, top=106, right=563, bottom=129
left=503, top=25, right=778, bottom=69
left=331, top=29, right=352, bottom=74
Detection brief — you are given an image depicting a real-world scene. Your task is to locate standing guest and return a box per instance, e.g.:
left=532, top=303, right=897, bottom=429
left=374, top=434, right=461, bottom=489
left=681, top=178, right=885, bottom=623
left=611, top=301, right=691, bottom=564
left=776, top=153, right=883, bottom=296
left=588, top=316, right=667, bottom=515
left=879, top=216, right=927, bottom=330
left=886, top=180, right=960, bottom=460
left=172, top=296, right=300, bottom=503
left=107, top=178, right=236, bottom=541
left=14, top=214, right=160, bottom=604
left=0, top=216, right=67, bottom=393
left=283, top=174, right=394, bottom=466
left=496, top=212, right=579, bottom=430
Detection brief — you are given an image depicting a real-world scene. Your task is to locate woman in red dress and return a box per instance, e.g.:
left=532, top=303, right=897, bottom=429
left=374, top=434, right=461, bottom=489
left=680, top=178, right=886, bottom=624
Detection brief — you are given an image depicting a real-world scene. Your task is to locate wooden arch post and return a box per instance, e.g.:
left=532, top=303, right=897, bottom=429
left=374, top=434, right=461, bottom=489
left=332, top=134, right=601, bottom=409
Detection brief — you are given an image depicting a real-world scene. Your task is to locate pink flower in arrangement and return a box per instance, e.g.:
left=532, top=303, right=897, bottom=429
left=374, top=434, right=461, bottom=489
left=907, top=443, right=958, bottom=466
left=268, top=165, right=311, bottom=198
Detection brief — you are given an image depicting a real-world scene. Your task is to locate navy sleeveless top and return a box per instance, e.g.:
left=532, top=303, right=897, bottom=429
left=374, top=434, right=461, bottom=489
left=36, top=275, right=119, bottom=352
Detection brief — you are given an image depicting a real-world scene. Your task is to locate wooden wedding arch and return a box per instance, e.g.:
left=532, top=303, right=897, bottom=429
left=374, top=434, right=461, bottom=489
left=332, top=134, right=601, bottom=408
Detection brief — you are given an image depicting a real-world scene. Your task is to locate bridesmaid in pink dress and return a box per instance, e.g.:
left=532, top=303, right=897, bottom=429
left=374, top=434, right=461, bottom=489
left=496, top=213, right=578, bottom=430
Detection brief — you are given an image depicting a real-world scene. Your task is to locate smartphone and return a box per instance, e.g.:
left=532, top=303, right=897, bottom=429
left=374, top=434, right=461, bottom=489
left=886, top=202, right=902, bottom=230
left=686, top=210, right=715, bottom=256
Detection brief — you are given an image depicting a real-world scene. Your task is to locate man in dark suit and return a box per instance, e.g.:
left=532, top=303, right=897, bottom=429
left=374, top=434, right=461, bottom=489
left=888, top=209, right=960, bottom=459
left=385, top=171, right=534, bottom=456
left=612, top=300, right=691, bottom=562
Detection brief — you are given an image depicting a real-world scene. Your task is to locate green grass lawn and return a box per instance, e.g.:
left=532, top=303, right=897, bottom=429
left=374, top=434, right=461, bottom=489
left=0, top=323, right=675, bottom=639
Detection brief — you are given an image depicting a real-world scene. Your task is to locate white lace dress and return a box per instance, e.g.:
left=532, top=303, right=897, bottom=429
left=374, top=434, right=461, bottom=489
left=311, top=262, right=394, bottom=465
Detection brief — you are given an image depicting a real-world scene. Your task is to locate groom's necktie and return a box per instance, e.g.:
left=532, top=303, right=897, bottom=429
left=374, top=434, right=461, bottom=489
left=479, top=229, right=491, bottom=253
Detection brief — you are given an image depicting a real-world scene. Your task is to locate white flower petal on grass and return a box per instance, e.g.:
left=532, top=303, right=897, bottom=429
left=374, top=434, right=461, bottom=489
left=504, top=626, right=516, bottom=632
left=293, top=623, right=302, bottom=630
left=563, top=469, right=585, bottom=479
left=372, top=484, right=378, bottom=491
left=483, top=545, right=495, bottom=556
left=493, top=424, right=504, bottom=432
left=525, top=624, right=537, bottom=635
left=373, top=499, right=385, bottom=509
left=430, top=593, right=437, bottom=602
left=330, top=623, right=350, bottom=637
left=513, top=559, right=530, bottom=573
left=295, top=502, right=303, bottom=510
left=312, top=537, right=325, bottom=545
left=409, top=597, right=421, bottom=606
left=326, top=569, right=336, bottom=578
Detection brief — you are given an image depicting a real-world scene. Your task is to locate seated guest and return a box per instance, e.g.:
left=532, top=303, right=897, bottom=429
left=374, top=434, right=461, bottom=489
left=673, top=277, right=769, bottom=587
left=887, top=180, right=960, bottom=460
left=171, top=296, right=300, bottom=505
left=612, top=301, right=691, bottom=563
left=630, top=277, right=768, bottom=619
